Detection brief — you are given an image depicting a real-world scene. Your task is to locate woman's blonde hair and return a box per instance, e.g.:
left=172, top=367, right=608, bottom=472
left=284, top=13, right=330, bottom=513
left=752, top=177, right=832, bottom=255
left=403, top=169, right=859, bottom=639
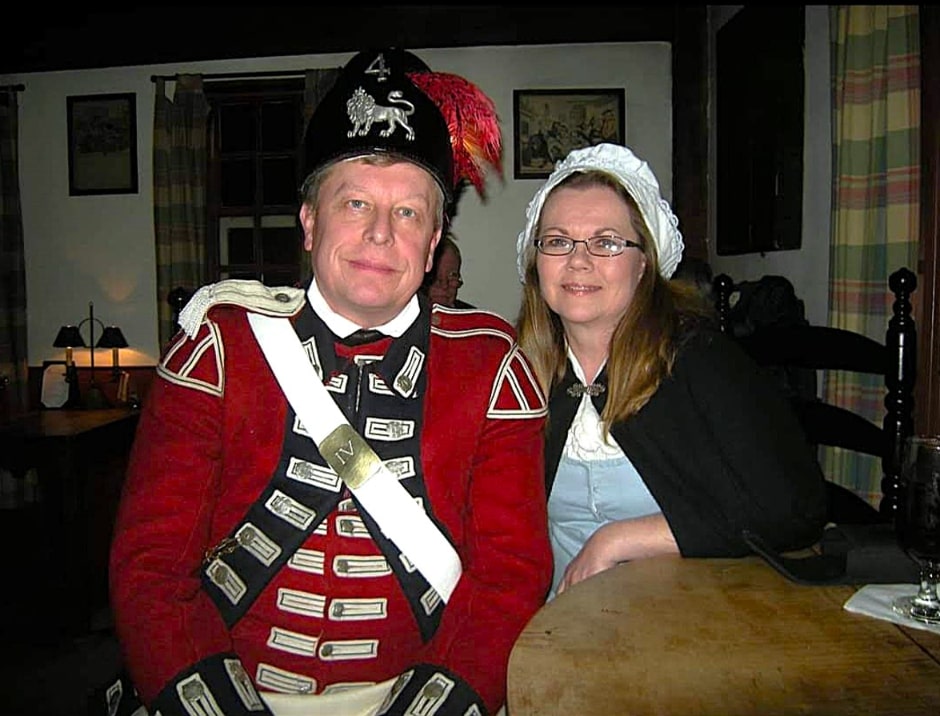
left=516, top=171, right=710, bottom=432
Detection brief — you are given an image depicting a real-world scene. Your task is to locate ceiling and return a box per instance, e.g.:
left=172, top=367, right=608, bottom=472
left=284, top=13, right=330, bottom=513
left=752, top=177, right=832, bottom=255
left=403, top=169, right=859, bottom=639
left=3, top=5, right=683, bottom=75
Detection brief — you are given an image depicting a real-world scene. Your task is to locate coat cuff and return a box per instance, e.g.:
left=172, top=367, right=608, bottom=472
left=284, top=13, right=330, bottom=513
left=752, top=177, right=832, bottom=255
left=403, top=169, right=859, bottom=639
left=381, top=663, right=488, bottom=715
left=152, top=653, right=273, bottom=715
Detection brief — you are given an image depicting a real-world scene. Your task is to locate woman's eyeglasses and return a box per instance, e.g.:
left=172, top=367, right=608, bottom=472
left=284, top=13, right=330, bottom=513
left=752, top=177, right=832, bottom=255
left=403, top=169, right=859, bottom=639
left=534, top=234, right=642, bottom=258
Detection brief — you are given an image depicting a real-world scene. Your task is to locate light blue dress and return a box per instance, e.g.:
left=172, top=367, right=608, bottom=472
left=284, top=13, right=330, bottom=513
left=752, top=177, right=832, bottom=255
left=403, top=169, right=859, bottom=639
left=546, top=350, right=662, bottom=599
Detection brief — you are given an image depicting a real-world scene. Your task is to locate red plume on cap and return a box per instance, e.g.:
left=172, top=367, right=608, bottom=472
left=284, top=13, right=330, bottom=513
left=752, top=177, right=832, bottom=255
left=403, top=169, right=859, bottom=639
left=408, top=71, right=503, bottom=200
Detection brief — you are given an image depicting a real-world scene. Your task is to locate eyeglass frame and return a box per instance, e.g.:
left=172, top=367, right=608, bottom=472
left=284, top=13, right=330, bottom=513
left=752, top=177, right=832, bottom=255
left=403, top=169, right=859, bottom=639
left=432, top=271, right=464, bottom=288
left=533, top=234, right=643, bottom=258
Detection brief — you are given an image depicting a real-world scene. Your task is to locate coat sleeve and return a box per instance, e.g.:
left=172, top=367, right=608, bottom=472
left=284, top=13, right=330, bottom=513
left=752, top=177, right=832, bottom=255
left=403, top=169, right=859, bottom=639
left=628, top=329, right=828, bottom=558
left=109, top=319, right=274, bottom=714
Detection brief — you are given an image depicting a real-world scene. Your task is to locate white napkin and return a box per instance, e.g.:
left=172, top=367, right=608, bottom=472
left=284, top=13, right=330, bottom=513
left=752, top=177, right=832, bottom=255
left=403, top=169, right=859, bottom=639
left=843, top=583, right=940, bottom=635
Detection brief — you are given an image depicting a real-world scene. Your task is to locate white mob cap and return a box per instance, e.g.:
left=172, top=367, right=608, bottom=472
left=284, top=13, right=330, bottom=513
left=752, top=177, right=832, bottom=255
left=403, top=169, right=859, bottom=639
left=515, top=143, right=684, bottom=282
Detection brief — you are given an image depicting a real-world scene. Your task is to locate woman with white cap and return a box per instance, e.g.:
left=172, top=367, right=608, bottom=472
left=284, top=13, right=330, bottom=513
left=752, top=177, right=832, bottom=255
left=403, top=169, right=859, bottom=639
left=515, top=143, right=827, bottom=599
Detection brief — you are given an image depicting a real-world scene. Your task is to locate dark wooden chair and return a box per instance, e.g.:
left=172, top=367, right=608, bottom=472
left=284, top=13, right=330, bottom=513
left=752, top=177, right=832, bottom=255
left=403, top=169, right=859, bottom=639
left=713, top=268, right=918, bottom=523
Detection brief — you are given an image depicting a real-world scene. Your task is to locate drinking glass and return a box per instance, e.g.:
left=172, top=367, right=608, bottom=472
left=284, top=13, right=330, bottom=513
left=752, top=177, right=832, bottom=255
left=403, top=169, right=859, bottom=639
left=892, top=435, right=940, bottom=625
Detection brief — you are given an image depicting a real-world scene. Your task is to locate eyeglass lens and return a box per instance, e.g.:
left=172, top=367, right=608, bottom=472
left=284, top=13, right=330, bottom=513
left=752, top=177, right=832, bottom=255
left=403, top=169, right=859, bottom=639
left=535, top=235, right=639, bottom=257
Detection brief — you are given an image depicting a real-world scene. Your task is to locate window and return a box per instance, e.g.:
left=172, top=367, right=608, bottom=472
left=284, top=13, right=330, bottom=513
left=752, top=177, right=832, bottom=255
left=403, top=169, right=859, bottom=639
left=205, top=79, right=308, bottom=287
left=716, top=6, right=805, bottom=255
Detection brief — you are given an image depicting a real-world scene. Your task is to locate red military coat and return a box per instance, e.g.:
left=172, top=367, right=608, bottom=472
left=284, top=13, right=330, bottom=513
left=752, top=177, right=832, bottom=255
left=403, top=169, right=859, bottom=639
left=110, top=283, right=552, bottom=715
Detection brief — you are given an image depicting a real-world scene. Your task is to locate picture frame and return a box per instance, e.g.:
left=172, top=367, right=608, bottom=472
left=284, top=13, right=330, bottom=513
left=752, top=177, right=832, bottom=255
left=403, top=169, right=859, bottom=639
left=40, top=360, right=69, bottom=409
left=67, top=92, right=138, bottom=196
left=513, top=88, right=625, bottom=179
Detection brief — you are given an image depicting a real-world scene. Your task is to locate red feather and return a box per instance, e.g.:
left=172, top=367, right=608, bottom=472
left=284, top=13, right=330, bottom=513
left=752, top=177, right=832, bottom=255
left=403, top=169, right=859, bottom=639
left=408, top=71, right=503, bottom=200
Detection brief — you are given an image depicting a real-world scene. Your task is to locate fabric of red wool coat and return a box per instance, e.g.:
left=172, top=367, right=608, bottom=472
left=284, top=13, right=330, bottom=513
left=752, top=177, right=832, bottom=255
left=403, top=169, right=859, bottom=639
left=109, top=290, right=552, bottom=715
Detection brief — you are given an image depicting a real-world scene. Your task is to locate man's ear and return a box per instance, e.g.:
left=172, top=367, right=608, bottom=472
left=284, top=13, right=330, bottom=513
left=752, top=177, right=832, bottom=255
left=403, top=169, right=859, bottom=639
left=300, top=204, right=315, bottom=251
left=425, top=228, right=443, bottom=273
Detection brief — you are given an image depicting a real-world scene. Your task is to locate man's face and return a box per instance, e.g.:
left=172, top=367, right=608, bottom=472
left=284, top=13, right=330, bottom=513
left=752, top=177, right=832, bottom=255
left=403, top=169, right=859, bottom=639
left=428, top=246, right=462, bottom=307
left=301, top=158, right=442, bottom=326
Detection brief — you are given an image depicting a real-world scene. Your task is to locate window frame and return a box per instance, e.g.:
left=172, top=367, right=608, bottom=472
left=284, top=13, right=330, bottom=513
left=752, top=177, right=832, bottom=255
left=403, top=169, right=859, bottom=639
left=204, top=78, right=308, bottom=286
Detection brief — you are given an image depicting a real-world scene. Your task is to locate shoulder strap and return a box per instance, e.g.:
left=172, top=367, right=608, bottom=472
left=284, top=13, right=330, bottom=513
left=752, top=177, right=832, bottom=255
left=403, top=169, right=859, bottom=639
left=247, top=312, right=462, bottom=602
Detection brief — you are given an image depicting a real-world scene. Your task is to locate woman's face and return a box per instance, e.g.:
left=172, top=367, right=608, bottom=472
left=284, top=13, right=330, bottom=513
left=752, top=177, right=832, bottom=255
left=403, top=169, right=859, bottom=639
left=535, top=184, right=647, bottom=338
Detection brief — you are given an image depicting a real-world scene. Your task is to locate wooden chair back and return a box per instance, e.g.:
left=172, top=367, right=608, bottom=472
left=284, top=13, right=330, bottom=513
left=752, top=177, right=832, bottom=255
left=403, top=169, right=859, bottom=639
left=713, top=268, right=918, bottom=519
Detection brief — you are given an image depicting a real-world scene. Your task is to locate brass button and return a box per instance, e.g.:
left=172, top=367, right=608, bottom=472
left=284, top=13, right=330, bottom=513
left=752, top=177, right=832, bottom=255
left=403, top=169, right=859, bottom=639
left=238, top=527, right=256, bottom=546
left=275, top=292, right=291, bottom=303
left=181, top=680, right=205, bottom=701
left=321, top=644, right=333, bottom=657
left=423, top=681, right=445, bottom=699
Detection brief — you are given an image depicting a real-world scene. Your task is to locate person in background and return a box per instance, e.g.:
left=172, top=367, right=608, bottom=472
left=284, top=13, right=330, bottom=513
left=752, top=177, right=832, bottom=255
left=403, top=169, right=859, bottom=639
left=514, top=143, right=827, bottom=599
left=109, top=48, right=551, bottom=716
left=670, top=254, right=715, bottom=307
left=423, top=232, right=474, bottom=308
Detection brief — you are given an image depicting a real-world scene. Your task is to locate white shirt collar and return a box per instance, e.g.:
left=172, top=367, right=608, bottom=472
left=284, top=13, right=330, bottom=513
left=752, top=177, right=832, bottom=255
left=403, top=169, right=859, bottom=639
left=306, top=276, right=419, bottom=339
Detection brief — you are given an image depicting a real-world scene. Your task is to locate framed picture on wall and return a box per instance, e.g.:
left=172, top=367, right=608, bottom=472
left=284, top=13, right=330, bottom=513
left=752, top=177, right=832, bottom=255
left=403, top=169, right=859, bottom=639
left=66, top=92, right=139, bottom=196
left=513, top=88, right=625, bottom=179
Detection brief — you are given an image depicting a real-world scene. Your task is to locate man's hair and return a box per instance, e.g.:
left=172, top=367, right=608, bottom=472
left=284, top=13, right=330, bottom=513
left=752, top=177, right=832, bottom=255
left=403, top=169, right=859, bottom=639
left=435, top=233, right=461, bottom=263
left=300, top=155, right=445, bottom=232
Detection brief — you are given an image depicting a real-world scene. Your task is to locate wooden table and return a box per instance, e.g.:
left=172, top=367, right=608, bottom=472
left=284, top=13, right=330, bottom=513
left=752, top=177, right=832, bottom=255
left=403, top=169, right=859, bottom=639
left=508, top=555, right=940, bottom=715
left=0, top=407, right=140, bottom=637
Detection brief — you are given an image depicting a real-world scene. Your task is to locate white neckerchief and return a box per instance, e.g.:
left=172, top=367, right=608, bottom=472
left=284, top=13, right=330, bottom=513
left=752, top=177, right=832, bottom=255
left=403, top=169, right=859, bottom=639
left=306, top=276, right=419, bottom=340
left=563, top=345, right=623, bottom=460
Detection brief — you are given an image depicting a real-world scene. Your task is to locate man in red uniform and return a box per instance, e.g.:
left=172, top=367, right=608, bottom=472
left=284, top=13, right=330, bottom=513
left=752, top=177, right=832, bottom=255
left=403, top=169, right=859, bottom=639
left=109, top=48, right=552, bottom=716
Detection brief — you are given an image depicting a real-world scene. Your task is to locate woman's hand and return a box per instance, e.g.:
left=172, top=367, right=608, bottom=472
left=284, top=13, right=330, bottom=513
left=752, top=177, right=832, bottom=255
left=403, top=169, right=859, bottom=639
left=556, top=513, right=679, bottom=595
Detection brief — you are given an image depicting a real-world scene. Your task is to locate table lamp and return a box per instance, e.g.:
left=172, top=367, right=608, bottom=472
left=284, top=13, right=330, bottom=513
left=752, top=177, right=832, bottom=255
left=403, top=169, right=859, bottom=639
left=97, top=326, right=128, bottom=377
left=52, top=302, right=128, bottom=408
left=52, top=324, right=84, bottom=408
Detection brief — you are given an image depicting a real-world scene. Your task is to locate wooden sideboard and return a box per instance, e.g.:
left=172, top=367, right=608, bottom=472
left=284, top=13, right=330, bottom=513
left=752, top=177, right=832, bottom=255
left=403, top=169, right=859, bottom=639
left=0, top=407, right=140, bottom=640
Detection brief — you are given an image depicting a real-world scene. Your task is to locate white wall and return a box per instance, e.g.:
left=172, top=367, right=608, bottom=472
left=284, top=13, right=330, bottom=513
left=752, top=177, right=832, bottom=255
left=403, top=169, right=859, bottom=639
left=707, top=5, right=832, bottom=328
left=2, top=42, right=673, bottom=367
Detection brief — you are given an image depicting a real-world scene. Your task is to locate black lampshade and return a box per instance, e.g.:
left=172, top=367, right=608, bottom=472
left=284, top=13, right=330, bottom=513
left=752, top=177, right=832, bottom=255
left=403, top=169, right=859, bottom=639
left=96, top=326, right=128, bottom=349
left=53, top=325, right=86, bottom=348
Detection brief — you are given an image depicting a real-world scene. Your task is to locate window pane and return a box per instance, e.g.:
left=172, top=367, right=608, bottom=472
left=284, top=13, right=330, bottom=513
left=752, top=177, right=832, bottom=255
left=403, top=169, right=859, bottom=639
left=220, top=269, right=261, bottom=281
left=263, top=226, right=301, bottom=265
left=262, top=157, right=298, bottom=205
left=218, top=217, right=255, bottom=268
left=227, top=227, right=255, bottom=264
left=220, top=104, right=256, bottom=152
left=221, top=158, right=255, bottom=206
left=262, top=101, right=297, bottom=151
left=262, top=269, right=301, bottom=287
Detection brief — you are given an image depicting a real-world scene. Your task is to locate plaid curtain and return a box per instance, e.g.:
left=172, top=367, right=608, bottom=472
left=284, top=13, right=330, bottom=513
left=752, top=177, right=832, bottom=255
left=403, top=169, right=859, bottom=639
left=825, top=5, right=921, bottom=503
left=0, top=88, right=28, bottom=419
left=153, top=75, right=209, bottom=349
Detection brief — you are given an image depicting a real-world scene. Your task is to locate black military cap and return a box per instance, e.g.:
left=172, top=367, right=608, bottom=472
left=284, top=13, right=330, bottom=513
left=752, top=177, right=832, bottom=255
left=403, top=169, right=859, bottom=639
left=303, top=48, right=455, bottom=202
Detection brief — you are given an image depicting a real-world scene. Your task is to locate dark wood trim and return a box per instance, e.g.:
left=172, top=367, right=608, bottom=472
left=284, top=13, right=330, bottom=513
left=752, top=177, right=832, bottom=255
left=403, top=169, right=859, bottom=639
left=671, top=6, right=709, bottom=261
left=2, top=6, right=678, bottom=75
left=918, top=4, right=939, bottom=435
